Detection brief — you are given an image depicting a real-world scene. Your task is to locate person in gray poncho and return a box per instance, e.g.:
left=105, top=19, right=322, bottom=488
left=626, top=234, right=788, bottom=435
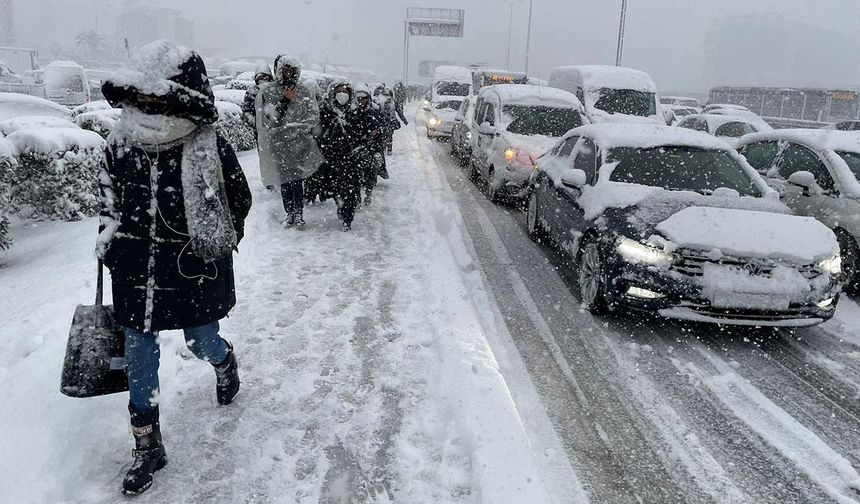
left=255, top=55, right=322, bottom=229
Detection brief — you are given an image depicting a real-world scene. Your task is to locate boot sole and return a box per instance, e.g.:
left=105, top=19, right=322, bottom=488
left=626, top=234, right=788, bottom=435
left=122, top=455, right=167, bottom=496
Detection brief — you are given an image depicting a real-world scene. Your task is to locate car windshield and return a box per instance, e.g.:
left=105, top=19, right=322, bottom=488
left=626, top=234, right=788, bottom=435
left=838, top=151, right=860, bottom=180
left=608, top=146, right=762, bottom=197
left=714, top=121, right=757, bottom=137
left=434, top=100, right=462, bottom=110
left=594, top=88, right=656, bottom=116
left=503, top=105, right=583, bottom=136
left=435, top=81, right=470, bottom=97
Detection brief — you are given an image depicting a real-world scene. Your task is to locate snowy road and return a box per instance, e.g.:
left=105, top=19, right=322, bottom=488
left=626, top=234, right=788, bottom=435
left=420, top=123, right=860, bottom=503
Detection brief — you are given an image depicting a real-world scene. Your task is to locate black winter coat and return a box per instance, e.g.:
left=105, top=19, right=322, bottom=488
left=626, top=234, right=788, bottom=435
left=100, top=136, right=252, bottom=332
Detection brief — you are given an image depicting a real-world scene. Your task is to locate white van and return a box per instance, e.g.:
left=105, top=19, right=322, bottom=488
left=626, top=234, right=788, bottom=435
left=43, top=61, right=90, bottom=106
left=431, top=65, right=472, bottom=102
left=548, top=65, right=662, bottom=124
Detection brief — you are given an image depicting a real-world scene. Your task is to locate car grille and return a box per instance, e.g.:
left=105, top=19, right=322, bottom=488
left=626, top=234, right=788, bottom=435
left=679, top=302, right=820, bottom=321
left=672, top=250, right=820, bottom=280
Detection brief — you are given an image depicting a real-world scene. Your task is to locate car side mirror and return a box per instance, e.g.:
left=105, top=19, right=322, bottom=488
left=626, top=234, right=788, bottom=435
left=787, top=171, right=819, bottom=197
left=560, top=169, right=587, bottom=189
left=454, top=116, right=463, bottom=123
left=479, top=122, right=496, bottom=136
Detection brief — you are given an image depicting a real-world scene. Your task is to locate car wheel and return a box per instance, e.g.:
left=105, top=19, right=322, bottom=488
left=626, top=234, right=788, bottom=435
left=468, top=160, right=480, bottom=183
left=836, top=230, right=860, bottom=294
left=578, top=239, right=610, bottom=314
left=527, top=191, right=549, bottom=243
left=487, top=168, right=501, bottom=204
left=450, top=138, right=457, bottom=156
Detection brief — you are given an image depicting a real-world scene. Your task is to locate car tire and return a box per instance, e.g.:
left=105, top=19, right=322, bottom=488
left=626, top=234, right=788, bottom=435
left=527, top=191, right=549, bottom=243
left=468, top=160, right=480, bottom=183
left=577, top=238, right=611, bottom=314
left=487, top=168, right=501, bottom=204
left=836, top=229, right=860, bottom=294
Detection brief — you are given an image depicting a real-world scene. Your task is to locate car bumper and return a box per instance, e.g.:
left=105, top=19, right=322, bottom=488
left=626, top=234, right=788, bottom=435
left=427, top=121, right=455, bottom=137
left=610, top=262, right=839, bottom=327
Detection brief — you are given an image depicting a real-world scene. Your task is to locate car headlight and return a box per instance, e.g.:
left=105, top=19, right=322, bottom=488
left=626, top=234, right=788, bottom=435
left=504, top=147, right=517, bottom=162
left=817, top=254, right=842, bottom=275
left=465, top=131, right=472, bottom=141
left=428, top=117, right=440, bottom=127
left=616, top=237, right=674, bottom=267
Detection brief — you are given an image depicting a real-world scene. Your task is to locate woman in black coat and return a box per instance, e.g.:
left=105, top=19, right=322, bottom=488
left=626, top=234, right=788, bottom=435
left=98, top=40, right=252, bottom=496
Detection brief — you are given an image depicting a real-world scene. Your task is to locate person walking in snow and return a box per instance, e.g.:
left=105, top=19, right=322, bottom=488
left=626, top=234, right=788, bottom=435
left=374, top=85, right=404, bottom=155
left=255, top=55, right=322, bottom=229
left=351, top=83, right=385, bottom=206
left=98, top=40, right=252, bottom=496
left=318, top=80, right=362, bottom=231
left=242, top=64, right=274, bottom=133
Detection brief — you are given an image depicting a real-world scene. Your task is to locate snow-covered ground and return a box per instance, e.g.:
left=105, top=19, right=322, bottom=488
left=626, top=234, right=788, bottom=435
left=0, top=123, right=576, bottom=502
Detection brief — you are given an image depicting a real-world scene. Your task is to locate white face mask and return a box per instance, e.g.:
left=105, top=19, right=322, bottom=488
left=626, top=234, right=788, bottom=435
left=122, top=107, right=197, bottom=145
left=335, top=92, right=350, bottom=105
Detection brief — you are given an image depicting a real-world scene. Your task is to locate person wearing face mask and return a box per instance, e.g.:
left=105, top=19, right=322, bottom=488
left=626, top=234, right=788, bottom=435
left=98, top=40, right=252, bottom=496
left=242, top=63, right=274, bottom=134
left=351, top=83, right=385, bottom=206
left=255, top=55, right=322, bottom=229
left=318, top=80, right=363, bottom=231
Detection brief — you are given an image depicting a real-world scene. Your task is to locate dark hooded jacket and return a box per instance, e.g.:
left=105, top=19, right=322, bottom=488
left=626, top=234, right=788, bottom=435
left=99, top=40, right=252, bottom=332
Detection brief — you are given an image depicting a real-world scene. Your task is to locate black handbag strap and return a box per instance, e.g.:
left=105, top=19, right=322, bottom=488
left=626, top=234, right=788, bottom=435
left=96, top=259, right=103, bottom=307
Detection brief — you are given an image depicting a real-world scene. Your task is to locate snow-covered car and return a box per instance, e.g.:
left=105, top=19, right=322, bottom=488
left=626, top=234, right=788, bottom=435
left=0, top=115, right=78, bottom=136
left=826, top=120, right=860, bottom=131
left=0, top=61, right=22, bottom=84
left=426, top=98, right=464, bottom=139
left=661, top=95, right=702, bottom=109
left=704, top=103, right=750, bottom=113
left=43, top=61, right=90, bottom=106
left=214, top=89, right=248, bottom=107
left=661, top=104, right=698, bottom=125
left=676, top=113, right=762, bottom=148
left=431, top=65, right=472, bottom=103
left=737, top=129, right=860, bottom=292
left=707, top=108, right=773, bottom=133
left=547, top=65, right=663, bottom=124
left=450, top=95, right=477, bottom=166
left=527, top=123, right=841, bottom=326
left=470, top=84, right=586, bottom=202
left=0, top=92, right=71, bottom=121
left=70, top=100, right=114, bottom=118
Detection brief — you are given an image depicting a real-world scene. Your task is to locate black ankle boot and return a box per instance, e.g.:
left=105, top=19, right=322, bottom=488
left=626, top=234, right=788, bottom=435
left=214, top=341, right=240, bottom=405
left=123, top=405, right=167, bottom=496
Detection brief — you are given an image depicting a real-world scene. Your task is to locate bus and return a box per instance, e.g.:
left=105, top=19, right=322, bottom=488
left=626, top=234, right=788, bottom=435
left=708, top=86, right=860, bottom=128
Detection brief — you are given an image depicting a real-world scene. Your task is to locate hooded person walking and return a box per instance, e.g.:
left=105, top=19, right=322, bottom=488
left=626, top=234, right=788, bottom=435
left=242, top=63, right=274, bottom=133
left=318, top=79, right=362, bottom=231
left=256, top=55, right=322, bottom=229
left=98, top=40, right=252, bottom=496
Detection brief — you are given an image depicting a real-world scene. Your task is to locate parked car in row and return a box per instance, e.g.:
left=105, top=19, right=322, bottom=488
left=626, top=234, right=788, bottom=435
left=661, top=95, right=702, bottom=109
left=469, top=84, right=585, bottom=202
left=450, top=95, right=477, bottom=165
left=662, top=104, right=698, bottom=125
left=426, top=97, right=465, bottom=139
left=526, top=123, right=841, bottom=326
left=677, top=113, right=762, bottom=148
left=43, top=61, right=90, bottom=106
left=827, top=120, right=860, bottom=131
left=548, top=65, right=663, bottom=125
left=737, top=129, right=860, bottom=292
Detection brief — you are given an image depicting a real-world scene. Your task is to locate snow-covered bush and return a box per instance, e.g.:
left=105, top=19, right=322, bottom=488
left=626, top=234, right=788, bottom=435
left=214, top=89, right=247, bottom=107
left=215, top=101, right=255, bottom=152
left=0, top=116, right=77, bottom=136
left=6, top=128, right=105, bottom=221
left=0, top=138, right=16, bottom=250
left=74, top=109, right=121, bottom=138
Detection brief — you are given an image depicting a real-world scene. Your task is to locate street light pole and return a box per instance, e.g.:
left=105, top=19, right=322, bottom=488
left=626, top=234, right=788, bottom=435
left=403, top=15, right=410, bottom=83
left=615, top=0, right=628, bottom=66
left=524, top=0, right=534, bottom=74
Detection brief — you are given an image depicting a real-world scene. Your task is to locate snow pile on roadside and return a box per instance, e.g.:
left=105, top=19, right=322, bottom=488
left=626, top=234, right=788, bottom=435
left=5, top=127, right=104, bottom=155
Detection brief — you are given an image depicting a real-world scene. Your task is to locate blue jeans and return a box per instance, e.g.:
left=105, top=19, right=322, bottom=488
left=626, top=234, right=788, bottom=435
left=125, top=321, right=228, bottom=411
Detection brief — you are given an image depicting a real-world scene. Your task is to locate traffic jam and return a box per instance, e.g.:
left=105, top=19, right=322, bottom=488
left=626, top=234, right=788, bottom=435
left=420, top=64, right=858, bottom=328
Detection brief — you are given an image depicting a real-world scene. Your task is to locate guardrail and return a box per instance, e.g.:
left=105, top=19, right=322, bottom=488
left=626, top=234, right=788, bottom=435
left=763, top=116, right=829, bottom=130
left=0, top=83, right=47, bottom=98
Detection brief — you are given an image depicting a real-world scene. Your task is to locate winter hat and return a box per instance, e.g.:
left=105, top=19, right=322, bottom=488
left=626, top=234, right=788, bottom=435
left=102, top=40, right=218, bottom=126
left=353, top=83, right=371, bottom=99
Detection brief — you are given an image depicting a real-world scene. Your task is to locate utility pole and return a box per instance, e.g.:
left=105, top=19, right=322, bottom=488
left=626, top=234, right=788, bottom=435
left=615, top=0, right=628, bottom=66
left=505, top=2, right=513, bottom=69
left=524, top=0, right=534, bottom=74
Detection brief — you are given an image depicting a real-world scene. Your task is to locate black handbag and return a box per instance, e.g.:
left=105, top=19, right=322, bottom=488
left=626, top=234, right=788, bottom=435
left=60, top=260, right=129, bottom=398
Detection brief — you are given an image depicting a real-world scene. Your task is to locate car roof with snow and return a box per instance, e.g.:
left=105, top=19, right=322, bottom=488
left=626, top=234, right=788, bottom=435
left=738, top=128, right=860, bottom=153
left=479, top=84, right=583, bottom=109
left=683, top=113, right=761, bottom=129
left=0, top=92, right=72, bottom=120
left=562, top=123, right=734, bottom=151
left=433, top=65, right=472, bottom=82
left=550, top=65, right=656, bottom=92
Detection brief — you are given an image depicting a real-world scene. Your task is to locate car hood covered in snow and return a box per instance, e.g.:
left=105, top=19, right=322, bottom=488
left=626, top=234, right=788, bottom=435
left=654, top=206, right=838, bottom=264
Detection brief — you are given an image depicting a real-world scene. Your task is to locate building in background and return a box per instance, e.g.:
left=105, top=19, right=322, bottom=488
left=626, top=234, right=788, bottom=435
left=116, top=3, right=195, bottom=52
left=704, top=15, right=860, bottom=90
